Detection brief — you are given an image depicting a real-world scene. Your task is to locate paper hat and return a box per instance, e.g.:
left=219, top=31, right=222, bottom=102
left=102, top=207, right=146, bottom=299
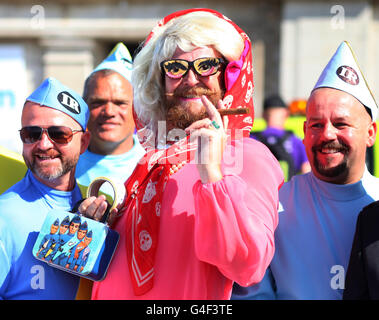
left=70, top=214, right=81, bottom=224
left=92, top=42, right=133, bottom=82
left=61, top=216, right=70, bottom=226
left=313, top=41, right=378, bottom=120
left=79, top=221, right=88, bottom=231
left=26, top=77, right=89, bottom=130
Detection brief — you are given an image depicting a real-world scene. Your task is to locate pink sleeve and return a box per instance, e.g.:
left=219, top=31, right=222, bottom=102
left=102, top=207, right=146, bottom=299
left=193, top=138, right=283, bottom=286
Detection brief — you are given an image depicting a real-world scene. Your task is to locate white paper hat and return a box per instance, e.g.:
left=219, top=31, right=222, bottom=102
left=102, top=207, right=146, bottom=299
left=92, top=42, right=133, bottom=82
left=313, top=41, right=378, bottom=120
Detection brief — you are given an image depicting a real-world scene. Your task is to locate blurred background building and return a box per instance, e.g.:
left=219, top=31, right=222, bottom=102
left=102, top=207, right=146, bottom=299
left=0, top=0, right=378, bottom=153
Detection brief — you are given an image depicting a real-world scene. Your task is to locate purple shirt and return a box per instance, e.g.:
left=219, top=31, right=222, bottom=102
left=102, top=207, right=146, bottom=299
left=251, top=127, right=308, bottom=173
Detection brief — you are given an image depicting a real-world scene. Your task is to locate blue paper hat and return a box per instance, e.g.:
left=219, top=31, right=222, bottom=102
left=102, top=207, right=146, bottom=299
left=92, top=42, right=133, bottom=82
left=61, top=216, right=70, bottom=226
left=26, top=77, right=89, bottom=130
left=313, top=41, right=378, bottom=120
left=70, top=215, right=81, bottom=225
left=79, top=221, right=88, bottom=231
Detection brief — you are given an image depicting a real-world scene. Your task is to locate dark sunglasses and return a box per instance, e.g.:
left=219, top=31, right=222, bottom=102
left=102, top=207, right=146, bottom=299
left=160, top=57, right=225, bottom=79
left=19, top=126, right=83, bottom=145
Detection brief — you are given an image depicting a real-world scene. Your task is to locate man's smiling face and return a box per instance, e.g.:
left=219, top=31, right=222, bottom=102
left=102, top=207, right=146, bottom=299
left=163, top=46, right=225, bottom=130
left=303, top=87, right=376, bottom=184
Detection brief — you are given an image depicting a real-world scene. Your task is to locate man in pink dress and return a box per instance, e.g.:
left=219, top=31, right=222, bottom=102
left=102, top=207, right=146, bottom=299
left=81, top=8, right=284, bottom=299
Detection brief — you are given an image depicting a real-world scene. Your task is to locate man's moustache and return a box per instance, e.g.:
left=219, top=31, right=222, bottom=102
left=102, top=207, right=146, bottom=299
left=166, top=87, right=216, bottom=97
left=33, top=151, right=61, bottom=158
left=312, top=142, right=349, bottom=153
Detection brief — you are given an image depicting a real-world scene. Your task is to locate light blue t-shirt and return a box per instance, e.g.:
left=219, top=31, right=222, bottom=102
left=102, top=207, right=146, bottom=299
left=0, top=171, right=82, bottom=299
left=232, top=169, right=379, bottom=300
left=75, top=134, right=145, bottom=187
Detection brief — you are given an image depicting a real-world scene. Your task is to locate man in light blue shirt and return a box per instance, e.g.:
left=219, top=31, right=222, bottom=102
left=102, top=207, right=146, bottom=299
left=232, top=41, right=379, bottom=299
left=0, top=77, right=90, bottom=299
left=76, top=43, right=145, bottom=187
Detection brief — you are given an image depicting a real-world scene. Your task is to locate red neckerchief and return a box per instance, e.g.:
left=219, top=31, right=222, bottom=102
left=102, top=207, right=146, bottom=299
left=121, top=8, right=255, bottom=295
